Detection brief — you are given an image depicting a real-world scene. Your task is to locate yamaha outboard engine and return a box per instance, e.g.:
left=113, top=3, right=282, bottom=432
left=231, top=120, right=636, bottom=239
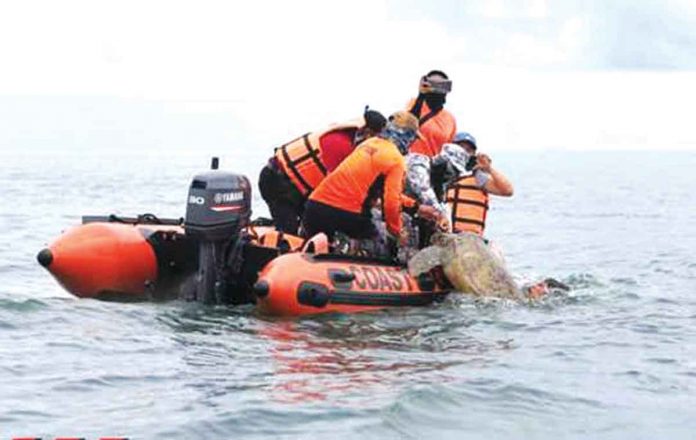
left=184, top=157, right=251, bottom=304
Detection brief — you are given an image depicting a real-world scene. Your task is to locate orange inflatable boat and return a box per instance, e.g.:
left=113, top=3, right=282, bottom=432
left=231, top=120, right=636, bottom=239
left=38, top=157, right=452, bottom=315
left=37, top=214, right=304, bottom=302
left=37, top=215, right=197, bottom=301
left=253, top=253, right=450, bottom=316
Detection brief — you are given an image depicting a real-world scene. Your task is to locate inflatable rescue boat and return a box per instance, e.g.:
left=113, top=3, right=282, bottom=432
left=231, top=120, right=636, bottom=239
left=37, top=214, right=196, bottom=301
left=38, top=158, right=451, bottom=315
left=254, top=253, right=448, bottom=316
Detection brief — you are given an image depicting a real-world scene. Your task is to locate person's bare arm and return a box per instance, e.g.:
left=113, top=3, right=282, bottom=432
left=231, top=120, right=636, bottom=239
left=476, top=154, right=514, bottom=197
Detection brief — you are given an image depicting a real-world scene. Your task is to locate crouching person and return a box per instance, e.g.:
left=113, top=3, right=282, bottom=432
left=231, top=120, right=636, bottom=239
left=258, top=107, right=386, bottom=234
left=302, top=111, right=421, bottom=257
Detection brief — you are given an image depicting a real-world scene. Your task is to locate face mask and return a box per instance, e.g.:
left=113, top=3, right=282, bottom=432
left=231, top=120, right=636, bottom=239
left=465, top=154, right=478, bottom=171
left=423, top=92, right=446, bottom=110
left=383, top=125, right=417, bottom=155
left=441, top=161, right=458, bottom=184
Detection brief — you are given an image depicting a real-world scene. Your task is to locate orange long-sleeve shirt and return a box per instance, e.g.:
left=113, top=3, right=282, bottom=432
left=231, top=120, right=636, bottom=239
left=406, top=98, right=456, bottom=158
left=309, top=137, right=405, bottom=235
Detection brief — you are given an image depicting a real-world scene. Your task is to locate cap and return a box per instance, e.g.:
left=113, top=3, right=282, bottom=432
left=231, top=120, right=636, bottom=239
left=453, top=132, right=477, bottom=150
left=363, top=106, right=387, bottom=132
left=388, top=111, right=423, bottom=139
left=435, top=143, right=471, bottom=175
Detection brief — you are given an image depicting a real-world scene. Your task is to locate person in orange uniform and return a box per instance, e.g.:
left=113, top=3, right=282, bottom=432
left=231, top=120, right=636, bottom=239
left=407, top=70, right=457, bottom=158
left=259, top=108, right=387, bottom=234
left=445, top=132, right=514, bottom=236
left=302, top=111, right=421, bottom=244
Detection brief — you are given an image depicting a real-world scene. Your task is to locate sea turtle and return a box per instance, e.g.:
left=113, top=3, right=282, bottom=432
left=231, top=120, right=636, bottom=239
left=408, top=232, right=568, bottom=299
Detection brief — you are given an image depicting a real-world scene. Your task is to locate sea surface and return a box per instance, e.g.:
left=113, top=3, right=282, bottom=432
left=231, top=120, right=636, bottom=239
left=1, top=149, right=695, bottom=439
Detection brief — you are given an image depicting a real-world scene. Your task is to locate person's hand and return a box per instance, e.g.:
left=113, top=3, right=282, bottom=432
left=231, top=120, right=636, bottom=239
left=399, top=227, right=410, bottom=246
left=417, top=204, right=450, bottom=231
left=436, top=215, right=451, bottom=232
left=475, top=153, right=492, bottom=172
left=417, top=204, right=440, bottom=221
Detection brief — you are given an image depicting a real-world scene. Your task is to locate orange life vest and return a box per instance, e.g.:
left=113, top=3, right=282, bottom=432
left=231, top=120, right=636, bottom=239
left=274, top=121, right=363, bottom=196
left=256, top=229, right=305, bottom=253
left=445, top=175, right=489, bottom=235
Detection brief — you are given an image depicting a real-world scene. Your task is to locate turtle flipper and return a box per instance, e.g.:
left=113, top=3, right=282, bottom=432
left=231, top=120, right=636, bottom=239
left=407, top=246, right=444, bottom=276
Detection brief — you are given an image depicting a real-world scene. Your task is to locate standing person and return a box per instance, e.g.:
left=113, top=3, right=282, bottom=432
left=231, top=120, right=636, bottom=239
left=302, top=111, right=421, bottom=247
left=258, top=108, right=387, bottom=234
left=407, top=70, right=457, bottom=157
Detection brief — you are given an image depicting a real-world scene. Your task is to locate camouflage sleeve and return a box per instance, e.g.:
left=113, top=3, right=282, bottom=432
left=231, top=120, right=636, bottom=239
left=406, top=153, right=448, bottom=215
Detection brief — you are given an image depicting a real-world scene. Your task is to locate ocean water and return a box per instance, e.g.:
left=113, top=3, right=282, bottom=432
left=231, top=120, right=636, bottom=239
left=1, top=149, right=695, bottom=439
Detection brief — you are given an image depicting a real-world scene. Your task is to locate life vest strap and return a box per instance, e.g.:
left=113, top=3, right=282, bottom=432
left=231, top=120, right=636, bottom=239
left=419, top=107, right=442, bottom=126
left=453, top=217, right=485, bottom=227
left=299, top=134, right=328, bottom=175
left=280, top=133, right=328, bottom=194
left=409, top=97, right=442, bottom=126
left=445, top=197, right=489, bottom=209
left=291, top=149, right=326, bottom=173
left=281, top=141, right=313, bottom=193
left=453, top=184, right=481, bottom=190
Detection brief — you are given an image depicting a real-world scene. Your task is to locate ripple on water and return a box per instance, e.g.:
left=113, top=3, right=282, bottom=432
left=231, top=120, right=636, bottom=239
left=562, top=272, right=604, bottom=289
left=630, top=322, right=661, bottom=334
left=4, top=151, right=696, bottom=438
left=1, top=409, right=58, bottom=426
left=154, top=405, right=368, bottom=439
left=611, top=276, right=639, bottom=286
left=646, top=357, right=677, bottom=365
left=374, top=380, right=604, bottom=439
left=0, top=296, right=49, bottom=312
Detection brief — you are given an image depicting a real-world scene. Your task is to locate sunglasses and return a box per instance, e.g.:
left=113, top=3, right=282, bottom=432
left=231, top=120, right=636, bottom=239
left=420, top=76, right=453, bottom=94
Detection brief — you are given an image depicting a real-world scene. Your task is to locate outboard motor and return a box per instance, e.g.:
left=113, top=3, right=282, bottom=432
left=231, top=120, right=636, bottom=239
left=184, top=157, right=251, bottom=304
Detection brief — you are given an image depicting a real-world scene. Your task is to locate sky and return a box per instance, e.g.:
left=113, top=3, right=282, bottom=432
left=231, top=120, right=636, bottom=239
left=0, top=0, right=695, bottom=156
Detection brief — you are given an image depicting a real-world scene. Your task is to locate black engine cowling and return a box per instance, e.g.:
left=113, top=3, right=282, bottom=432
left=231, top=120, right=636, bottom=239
left=185, top=164, right=251, bottom=241
left=184, top=158, right=252, bottom=304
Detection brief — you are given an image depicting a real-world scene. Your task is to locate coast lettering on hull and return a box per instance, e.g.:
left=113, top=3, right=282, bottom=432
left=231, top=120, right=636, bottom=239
left=345, top=265, right=415, bottom=292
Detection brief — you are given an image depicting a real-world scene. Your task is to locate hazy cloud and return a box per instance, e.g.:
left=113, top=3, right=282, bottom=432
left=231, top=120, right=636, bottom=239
left=0, top=0, right=694, bottom=152
left=390, top=0, right=696, bottom=69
